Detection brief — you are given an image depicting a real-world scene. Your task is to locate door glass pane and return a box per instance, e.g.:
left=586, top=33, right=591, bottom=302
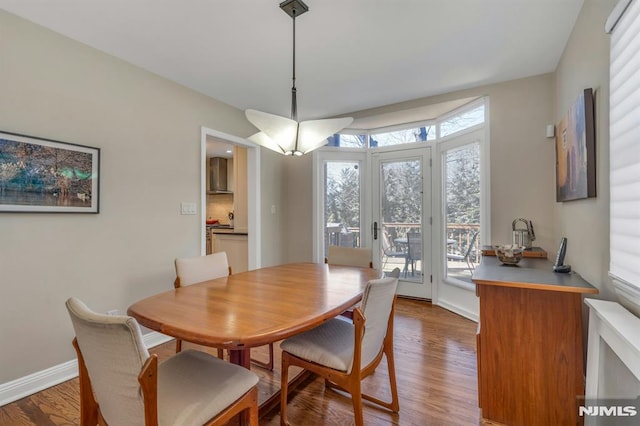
left=324, top=161, right=361, bottom=257
left=444, top=142, right=480, bottom=283
left=380, top=159, right=422, bottom=281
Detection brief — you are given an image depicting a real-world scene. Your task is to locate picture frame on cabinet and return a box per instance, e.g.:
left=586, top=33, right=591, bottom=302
left=0, top=130, right=100, bottom=213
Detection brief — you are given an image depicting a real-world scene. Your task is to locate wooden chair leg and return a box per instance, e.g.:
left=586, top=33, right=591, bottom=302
left=248, top=389, right=259, bottom=426
left=73, top=339, right=99, bottom=426
left=250, top=343, right=274, bottom=371
left=384, top=340, right=400, bottom=412
left=351, top=380, right=364, bottom=426
left=280, top=353, right=290, bottom=426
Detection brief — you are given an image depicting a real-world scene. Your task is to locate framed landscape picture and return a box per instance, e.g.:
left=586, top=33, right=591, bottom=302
left=555, top=88, right=596, bottom=202
left=0, top=131, right=100, bottom=213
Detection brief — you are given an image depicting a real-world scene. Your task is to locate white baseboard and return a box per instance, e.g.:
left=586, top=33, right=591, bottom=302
left=0, top=331, right=173, bottom=407
left=436, top=299, right=479, bottom=322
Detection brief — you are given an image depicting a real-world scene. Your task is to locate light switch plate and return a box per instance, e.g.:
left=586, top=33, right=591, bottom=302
left=181, top=202, right=197, bottom=215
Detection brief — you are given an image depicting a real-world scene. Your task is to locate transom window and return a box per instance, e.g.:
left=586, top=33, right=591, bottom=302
left=325, top=99, right=485, bottom=148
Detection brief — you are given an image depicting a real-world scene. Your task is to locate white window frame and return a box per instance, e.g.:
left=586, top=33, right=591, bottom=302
left=436, top=128, right=488, bottom=291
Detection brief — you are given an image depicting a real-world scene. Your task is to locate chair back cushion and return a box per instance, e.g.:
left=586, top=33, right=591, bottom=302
left=66, top=297, right=149, bottom=426
left=407, top=232, right=422, bottom=260
left=360, top=277, right=398, bottom=368
left=175, top=252, right=230, bottom=286
left=326, top=246, right=372, bottom=268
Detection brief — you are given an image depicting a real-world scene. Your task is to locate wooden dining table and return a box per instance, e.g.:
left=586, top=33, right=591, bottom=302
left=127, top=262, right=380, bottom=369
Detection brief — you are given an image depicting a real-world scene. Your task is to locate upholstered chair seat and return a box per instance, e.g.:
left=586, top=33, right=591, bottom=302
left=281, top=317, right=355, bottom=372
left=157, top=350, right=258, bottom=425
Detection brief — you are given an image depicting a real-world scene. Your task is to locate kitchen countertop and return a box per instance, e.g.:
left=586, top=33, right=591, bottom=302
left=207, top=225, right=248, bottom=236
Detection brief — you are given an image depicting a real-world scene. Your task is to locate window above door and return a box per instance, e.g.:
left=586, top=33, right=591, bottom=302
left=324, top=97, right=486, bottom=149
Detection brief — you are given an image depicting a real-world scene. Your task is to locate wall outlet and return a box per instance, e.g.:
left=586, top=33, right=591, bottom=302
left=107, top=309, right=118, bottom=316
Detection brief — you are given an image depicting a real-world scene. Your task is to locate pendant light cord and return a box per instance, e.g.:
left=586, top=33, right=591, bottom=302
left=291, top=8, right=298, bottom=122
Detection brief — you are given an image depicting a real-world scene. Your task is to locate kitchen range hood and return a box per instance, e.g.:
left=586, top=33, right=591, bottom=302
left=208, top=157, right=232, bottom=194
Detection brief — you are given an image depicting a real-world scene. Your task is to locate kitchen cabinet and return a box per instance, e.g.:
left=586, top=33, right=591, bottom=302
left=472, top=256, right=598, bottom=425
left=211, top=232, right=248, bottom=273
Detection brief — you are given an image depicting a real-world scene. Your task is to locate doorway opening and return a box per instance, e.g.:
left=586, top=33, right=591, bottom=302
left=200, top=127, right=261, bottom=270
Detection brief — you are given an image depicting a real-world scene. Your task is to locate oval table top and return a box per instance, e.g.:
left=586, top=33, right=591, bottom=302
left=127, top=262, right=380, bottom=350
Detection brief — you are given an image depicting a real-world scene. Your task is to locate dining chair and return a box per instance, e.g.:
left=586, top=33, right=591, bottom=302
left=447, top=231, right=479, bottom=273
left=325, top=245, right=373, bottom=268
left=279, top=277, right=400, bottom=426
left=325, top=245, right=373, bottom=319
left=174, top=252, right=274, bottom=370
left=386, top=267, right=401, bottom=278
left=66, top=297, right=259, bottom=426
left=405, top=232, right=422, bottom=276
left=381, top=231, right=406, bottom=269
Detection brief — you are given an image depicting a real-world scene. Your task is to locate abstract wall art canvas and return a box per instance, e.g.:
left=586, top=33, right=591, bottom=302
left=556, top=88, right=596, bottom=202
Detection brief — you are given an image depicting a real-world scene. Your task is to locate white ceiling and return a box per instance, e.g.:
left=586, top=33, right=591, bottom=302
left=0, top=0, right=583, bottom=122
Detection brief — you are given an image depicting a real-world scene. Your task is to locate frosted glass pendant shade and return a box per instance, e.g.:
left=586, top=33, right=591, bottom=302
left=246, top=109, right=353, bottom=156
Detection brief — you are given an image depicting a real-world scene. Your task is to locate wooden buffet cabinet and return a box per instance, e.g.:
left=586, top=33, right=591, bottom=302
left=473, top=255, right=598, bottom=426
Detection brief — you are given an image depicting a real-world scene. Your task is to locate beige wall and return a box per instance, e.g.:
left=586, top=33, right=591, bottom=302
left=0, top=10, right=285, bottom=383
left=553, top=0, right=616, bottom=299
left=259, top=149, right=288, bottom=267
left=284, top=154, right=315, bottom=262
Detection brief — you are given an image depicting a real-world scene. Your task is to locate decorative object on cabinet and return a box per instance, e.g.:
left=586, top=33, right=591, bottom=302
left=493, top=244, right=524, bottom=265
left=555, top=88, right=596, bottom=202
left=0, top=130, right=99, bottom=213
left=511, top=217, right=535, bottom=248
left=244, top=0, right=353, bottom=156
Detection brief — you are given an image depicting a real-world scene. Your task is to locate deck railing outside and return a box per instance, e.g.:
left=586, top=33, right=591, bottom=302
left=325, top=222, right=481, bottom=266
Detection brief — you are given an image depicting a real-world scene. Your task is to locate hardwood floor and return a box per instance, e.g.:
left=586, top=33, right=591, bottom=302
left=0, top=299, right=479, bottom=425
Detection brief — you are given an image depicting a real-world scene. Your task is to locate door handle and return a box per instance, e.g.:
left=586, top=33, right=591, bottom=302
left=373, top=221, right=378, bottom=240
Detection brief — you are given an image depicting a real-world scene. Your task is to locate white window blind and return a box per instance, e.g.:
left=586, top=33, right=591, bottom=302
left=609, top=0, right=640, bottom=297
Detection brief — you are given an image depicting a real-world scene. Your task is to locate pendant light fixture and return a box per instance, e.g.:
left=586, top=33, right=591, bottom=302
left=245, top=0, right=353, bottom=156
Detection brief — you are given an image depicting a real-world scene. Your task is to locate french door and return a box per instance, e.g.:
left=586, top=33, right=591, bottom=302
left=371, top=147, right=432, bottom=299
left=316, top=151, right=368, bottom=260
